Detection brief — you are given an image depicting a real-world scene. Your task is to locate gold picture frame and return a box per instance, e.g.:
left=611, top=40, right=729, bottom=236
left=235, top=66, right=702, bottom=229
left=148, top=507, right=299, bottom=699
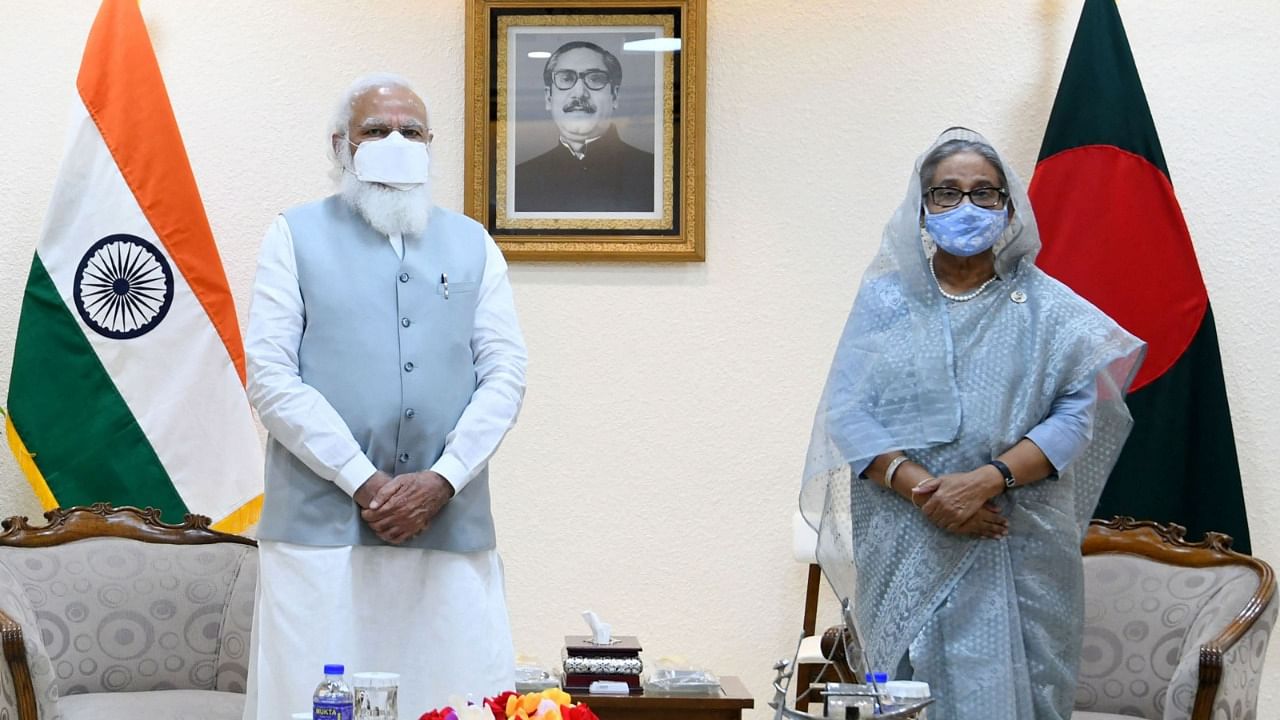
left=465, top=0, right=706, bottom=261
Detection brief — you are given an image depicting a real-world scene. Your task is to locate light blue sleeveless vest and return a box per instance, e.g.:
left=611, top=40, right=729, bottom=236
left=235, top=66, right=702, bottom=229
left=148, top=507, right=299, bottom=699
left=256, top=196, right=495, bottom=552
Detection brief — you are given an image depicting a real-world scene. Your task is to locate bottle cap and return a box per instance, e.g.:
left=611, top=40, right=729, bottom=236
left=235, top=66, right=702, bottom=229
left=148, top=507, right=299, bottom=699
left=324, top=664, right=345, bottom=675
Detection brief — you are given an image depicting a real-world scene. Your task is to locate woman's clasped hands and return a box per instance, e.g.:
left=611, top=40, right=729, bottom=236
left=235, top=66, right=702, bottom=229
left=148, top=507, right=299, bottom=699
left=911, top=466, right=1009, bottom=539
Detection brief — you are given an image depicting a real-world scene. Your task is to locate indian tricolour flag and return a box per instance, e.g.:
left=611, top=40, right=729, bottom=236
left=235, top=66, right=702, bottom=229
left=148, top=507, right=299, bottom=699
left=3, top=0, right=262, bottom=533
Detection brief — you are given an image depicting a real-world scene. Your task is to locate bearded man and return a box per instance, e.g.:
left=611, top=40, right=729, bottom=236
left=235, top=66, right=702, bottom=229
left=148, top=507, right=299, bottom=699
left=242, top=73, right=527, bottom=720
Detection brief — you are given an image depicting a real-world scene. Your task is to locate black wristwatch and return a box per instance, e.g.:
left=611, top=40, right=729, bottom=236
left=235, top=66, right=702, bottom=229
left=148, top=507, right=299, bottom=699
left=988, top=459, right=1016, bottom=491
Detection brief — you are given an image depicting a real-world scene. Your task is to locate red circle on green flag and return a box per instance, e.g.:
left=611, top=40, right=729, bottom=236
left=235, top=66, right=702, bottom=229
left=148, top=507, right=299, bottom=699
left=1030, top=145, right=1207, bottom=391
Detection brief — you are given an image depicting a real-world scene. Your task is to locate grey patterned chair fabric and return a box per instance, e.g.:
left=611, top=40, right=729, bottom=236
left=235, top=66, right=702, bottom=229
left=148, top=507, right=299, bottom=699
left=0, top=506, right=257, bottom=720
left=1073, top=517, right=1275, bottom=720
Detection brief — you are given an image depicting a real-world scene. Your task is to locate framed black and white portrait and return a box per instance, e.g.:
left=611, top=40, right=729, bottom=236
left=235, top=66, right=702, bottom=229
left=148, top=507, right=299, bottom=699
left=466, top=0, right=705, bottom=261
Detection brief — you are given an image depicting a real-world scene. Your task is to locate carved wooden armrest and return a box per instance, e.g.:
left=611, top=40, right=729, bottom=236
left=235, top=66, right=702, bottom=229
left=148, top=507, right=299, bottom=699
left=0, top=606, right=38, bottom=720
left=1190, top=546, right=1276, bottom=720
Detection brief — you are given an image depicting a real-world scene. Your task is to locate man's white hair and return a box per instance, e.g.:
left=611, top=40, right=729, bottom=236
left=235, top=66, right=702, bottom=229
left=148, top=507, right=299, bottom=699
left=330, top=73, right=434, bottom=237
left=328, top=72, right=430, bottom=169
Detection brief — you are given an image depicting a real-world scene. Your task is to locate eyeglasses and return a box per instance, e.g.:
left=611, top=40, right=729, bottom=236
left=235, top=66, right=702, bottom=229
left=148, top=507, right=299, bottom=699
left=551, top=69, right=612, bottom=91
left=924, top=186, right=1009, bottom=209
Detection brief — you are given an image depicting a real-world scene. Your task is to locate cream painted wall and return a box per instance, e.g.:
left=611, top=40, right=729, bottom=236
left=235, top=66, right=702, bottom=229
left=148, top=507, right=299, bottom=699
left=1, top=1, right=1277, bottom=716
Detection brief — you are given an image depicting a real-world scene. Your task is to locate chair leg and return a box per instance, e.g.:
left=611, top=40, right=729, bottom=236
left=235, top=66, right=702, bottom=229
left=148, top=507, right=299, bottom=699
left=802, top=564, right=822, bottom=636
left=794, top=662, right=815, bottom=708
left=796, top=563, right=825, bottom=709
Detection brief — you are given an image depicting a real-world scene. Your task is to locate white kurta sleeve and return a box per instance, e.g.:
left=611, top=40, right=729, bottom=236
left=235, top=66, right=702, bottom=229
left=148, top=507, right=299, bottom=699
left=429, top=235, right=528, bottom=492
left=245, top=215, right=377, bottom=497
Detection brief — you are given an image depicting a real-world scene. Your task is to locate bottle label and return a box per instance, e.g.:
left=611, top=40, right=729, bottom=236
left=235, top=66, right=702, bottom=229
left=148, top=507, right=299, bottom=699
left=314, top=700, right=354, bottom=720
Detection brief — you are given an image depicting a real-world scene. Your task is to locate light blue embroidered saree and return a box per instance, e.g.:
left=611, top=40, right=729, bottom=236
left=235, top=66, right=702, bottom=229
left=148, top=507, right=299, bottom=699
left=802, top=128, right=1145, bottom=720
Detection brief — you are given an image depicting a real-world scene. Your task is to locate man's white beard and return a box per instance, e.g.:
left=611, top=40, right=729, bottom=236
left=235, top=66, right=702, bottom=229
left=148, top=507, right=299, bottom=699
left=337, top=146, right=432, bottom=237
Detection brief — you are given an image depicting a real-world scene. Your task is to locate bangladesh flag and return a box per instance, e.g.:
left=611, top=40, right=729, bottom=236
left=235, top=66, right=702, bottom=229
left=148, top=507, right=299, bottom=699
left=3, top=0, right=263, bottom=532
left=1028, top=0, right=1250, bottom=552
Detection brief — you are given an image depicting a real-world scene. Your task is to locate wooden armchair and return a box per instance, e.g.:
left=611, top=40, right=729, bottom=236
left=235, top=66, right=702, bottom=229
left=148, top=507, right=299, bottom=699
left=791, top=516, right=1274, bottom=720
left=1074, top=517, right=1275, bottom=720
left=0, top=504, right=257, bottom=720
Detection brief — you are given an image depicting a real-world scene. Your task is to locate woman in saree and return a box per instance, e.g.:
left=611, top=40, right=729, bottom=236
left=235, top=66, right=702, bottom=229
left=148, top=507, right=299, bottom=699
left=801, top=127, right=1145, bottom=719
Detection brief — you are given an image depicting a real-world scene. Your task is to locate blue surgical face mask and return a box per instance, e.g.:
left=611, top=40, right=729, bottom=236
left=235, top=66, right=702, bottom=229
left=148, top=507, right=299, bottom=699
left=923, top=202, right=1009, bottom=257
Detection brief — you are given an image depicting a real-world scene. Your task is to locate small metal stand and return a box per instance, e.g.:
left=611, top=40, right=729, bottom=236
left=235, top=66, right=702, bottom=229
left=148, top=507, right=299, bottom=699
left=768, top=601, right=933, bottom=719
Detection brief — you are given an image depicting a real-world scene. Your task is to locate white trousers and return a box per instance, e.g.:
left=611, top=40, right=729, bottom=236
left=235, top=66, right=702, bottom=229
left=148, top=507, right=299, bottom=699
left=242, top=541, right=514, bottom=720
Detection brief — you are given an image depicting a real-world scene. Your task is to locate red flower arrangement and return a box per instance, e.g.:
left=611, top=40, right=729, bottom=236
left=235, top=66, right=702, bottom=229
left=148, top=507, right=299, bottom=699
left=419, top=688, right=599, bottom=720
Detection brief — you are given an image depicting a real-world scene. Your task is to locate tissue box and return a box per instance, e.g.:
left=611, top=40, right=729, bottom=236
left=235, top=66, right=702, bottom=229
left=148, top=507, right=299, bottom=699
left=562, top=635, right=645, bottom=696
left=564, top=635, right=642, bottom=656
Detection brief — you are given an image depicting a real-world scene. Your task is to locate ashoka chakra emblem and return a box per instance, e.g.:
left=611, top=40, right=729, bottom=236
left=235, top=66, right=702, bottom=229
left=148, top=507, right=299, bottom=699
left=73, top=234, right=175, bottom=339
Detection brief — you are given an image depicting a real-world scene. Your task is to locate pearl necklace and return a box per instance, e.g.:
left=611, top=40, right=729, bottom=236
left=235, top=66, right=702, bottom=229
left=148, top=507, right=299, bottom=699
left=929, top=255, right=998, bottom=302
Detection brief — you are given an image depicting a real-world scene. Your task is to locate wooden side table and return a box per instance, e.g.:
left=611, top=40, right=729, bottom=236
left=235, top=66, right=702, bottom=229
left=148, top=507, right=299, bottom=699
left=575, top=675, right=754, bottom=720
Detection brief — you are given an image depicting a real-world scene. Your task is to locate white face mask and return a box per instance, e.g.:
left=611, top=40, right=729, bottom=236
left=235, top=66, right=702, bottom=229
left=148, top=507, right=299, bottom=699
left=350, top=131, right=429, bottom=191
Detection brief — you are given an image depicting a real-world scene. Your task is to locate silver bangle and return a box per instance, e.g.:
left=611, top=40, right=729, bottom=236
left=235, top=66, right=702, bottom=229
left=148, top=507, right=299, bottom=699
left=883, top=455, right=910, bottom=489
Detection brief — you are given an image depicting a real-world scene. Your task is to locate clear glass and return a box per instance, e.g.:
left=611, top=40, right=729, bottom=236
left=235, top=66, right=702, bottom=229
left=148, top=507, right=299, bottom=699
left=353, top=673, right=399, bottom=720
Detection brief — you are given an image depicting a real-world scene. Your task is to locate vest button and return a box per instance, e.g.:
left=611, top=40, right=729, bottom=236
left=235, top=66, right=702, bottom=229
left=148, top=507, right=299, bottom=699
left=401, top=317, right=411, bottom=328
left=399, top=272, right=410, bottom=283
left=404, top=408, right=416, bottom=419
left=403, top=362, right=414, bottom=372
left=397, top=452, right=409, bottom=463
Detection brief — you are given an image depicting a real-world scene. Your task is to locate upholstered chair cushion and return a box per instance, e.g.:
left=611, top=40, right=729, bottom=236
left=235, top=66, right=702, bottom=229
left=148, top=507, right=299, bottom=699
left=0, top=560, right=62, bottom=720
left=58, top=688, right=244, bottom=720
left=213, top=551, right=256, bottom=694
left=1075, top=552, right=1259, bottom=718
left=0, top=537, right=256, bottom=696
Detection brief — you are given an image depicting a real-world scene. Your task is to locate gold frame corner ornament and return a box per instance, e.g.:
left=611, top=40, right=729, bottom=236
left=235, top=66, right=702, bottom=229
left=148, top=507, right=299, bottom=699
left=464, top=0, right=706, bottom=262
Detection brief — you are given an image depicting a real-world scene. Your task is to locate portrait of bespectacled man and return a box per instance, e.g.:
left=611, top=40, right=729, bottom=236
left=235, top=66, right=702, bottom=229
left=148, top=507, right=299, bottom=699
left=509, top=31, right=662, bottom=217
left=475, top=3, right=702, bottom=259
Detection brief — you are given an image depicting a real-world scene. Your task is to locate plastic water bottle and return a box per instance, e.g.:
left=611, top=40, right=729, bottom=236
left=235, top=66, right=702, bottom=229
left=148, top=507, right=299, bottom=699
left=314, top=664, right=355, bottom=720
left=864, top=672, right=892, bottom=712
